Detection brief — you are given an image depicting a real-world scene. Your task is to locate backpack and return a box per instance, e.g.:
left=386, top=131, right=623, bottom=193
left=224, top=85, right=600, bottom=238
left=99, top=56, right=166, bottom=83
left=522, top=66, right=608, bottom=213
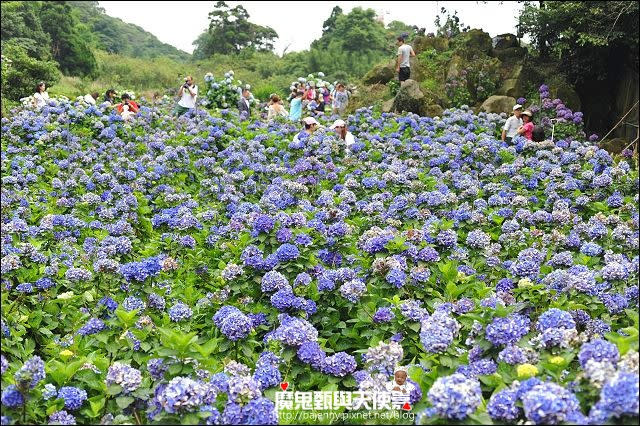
left=532, top=124, right=545, bottom=142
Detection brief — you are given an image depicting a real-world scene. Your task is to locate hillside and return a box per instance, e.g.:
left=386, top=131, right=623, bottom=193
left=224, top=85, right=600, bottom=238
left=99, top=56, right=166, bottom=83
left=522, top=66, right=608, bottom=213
left=69, top=1, right=190, bottom=62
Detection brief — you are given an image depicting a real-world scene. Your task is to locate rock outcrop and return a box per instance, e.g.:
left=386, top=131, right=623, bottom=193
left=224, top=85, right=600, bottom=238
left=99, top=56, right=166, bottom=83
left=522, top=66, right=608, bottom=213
left=492, top=34, right=519, bottom=50
left=480, top=95, right=516, bottom=114
left=392, top=79, right=425, bottom=115
left=363, top=61, right=396, bottom=85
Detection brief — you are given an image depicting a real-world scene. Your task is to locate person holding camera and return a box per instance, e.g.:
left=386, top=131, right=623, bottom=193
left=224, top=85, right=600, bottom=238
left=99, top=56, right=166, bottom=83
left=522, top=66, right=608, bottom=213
left=174, top=75, right=198, bottom=116
left=116, top=93, right=139, bottom=120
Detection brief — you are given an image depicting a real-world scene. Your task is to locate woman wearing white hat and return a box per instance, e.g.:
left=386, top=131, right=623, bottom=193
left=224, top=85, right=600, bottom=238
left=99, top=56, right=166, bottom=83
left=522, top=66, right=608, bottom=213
left=330, top=119, right=355, bottom=150
left=517, top=110, right=534, bottom=140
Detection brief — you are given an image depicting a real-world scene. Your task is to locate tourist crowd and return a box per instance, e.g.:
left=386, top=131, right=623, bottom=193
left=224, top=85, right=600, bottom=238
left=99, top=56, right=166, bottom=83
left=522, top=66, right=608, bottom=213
left=28, top=34, right=542, bottom=143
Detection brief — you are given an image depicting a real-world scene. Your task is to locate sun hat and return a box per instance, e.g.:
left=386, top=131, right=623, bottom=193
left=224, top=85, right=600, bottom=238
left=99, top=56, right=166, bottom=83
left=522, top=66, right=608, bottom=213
left=302, top=116, right=319, bottom=125
left=394, top=366, right=408, bottom=374
left=513, top=104, right=523, bottom=111
left=330, top=119, right=346, bottom=129
left=521, top=110, right=532, bottom=117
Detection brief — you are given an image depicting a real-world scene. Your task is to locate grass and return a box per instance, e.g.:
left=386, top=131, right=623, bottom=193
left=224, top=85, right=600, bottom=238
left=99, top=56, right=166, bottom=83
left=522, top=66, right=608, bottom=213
left=46, top=50, right=350, bottom=102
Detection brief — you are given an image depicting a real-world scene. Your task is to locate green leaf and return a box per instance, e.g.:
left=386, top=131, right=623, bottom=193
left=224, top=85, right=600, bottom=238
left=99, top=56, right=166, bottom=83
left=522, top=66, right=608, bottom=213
left=116, top=396, right=134, bottom=409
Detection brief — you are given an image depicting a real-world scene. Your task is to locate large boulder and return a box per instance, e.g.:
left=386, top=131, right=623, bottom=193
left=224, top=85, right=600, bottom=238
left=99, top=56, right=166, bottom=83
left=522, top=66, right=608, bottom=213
left=462, top=29, right=492, bottom=55
left=392, top=79, right=425, bottom=115
left=480, top=95, right=516, bottom=114
left=499, top=64, right=524, bottom=97
left=408, top=56, right=427, bottom=82
left=446, top=55, right=465, bottom=80
left=492, top=34, right=519, bottom=50
left=382, top=99, right=394, bottom=113
left=423, top=103, right=444, bottom=117
left=413, top=35, right=449, bottom=53
left=492, top=46, right=527, bottom=63
left=363, top=61, right=395, bottom=85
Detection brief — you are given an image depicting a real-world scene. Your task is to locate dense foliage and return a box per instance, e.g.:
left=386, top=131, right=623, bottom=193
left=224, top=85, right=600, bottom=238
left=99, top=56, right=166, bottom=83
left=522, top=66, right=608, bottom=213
left=202, top=70, right=256, bottom=110
left=0, top=46, right=61, bottom=105
left=518, top=1, right=639, bottom=84
left=193, top=1, right=278, bottom=58
left=0, top=85, right=638, bottom=424
left=70, top=1, right=190, bottom=62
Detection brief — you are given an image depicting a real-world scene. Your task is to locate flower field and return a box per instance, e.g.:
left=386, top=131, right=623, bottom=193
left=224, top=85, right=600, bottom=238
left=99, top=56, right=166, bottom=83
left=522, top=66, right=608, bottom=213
left=1, top=95, right=639, bottom=425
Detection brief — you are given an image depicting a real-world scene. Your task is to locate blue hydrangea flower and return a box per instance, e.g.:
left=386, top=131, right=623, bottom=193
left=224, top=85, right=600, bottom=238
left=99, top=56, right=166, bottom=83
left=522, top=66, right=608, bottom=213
left=487, top=388, right=520, bottom=421
left=322, top=352, right=357, bottom=377
left=485, top=313, right=530, bottom=346
left=14, top=355, right=45, bottom=389
left=105, top=362, right=142, bottom=393
left=57, top=386, right=87, bottom=411
left=578, top=339, right=620, bottom=368
left=77, top=318, right=106, bottom=336
left=1, top=385, right=24, bottom=407
left=426, top=373, right=483, bottom=420
left=521, top=382, right=583, bottom=424
left=372, top=307, right=395, bottom=323
left=168, top=302, right=193, bottom=322
left=48, top=410, right=76, bottom=425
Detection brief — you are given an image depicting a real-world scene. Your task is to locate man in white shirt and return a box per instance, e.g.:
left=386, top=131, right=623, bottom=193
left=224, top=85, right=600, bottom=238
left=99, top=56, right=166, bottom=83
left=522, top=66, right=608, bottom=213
left=174, top=76, right=198, bottom=116
left=396, top=36, right=415, bottom=82
left=502, top=104, right=523, bottom=143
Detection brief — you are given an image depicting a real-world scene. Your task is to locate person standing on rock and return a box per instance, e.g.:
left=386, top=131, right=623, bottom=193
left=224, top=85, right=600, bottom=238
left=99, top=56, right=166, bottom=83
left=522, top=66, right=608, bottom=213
left=502, top=104, right=523, bottom=144
left=396, top=35, right=415, bottom=82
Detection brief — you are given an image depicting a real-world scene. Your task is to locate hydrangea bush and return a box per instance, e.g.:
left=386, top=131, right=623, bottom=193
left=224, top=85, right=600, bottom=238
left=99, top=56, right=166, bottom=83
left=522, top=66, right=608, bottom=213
left=0, top=86, right=638, bottom=425
left=202, top=70, right=255, bottom=110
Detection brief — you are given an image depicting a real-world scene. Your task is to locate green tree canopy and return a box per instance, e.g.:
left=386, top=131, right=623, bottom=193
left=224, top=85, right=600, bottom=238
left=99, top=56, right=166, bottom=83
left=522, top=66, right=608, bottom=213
left=1, top=43, right=61, bottom=102
left=322, top=6, right=343, bottom=36
left=39, top=1, right=97, bottom=77
left=193, top=1, right=278, bottom=58
left=518, top=1, right=639, bottom=83
left=1, top=1, right=52, bottom=60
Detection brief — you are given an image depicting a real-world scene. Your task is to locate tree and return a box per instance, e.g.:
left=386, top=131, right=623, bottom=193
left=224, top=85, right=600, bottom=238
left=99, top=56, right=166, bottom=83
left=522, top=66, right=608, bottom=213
left=193, top=1, right=278, bottom=58
left=313, top=7, right=387, bottom=53
left=518, top=1, right=639, bottom=83
left=322, top=6, right=343, bottom=35
left=39, top=1, right=97, bottom=77
left=1, top=43, right=61, bottom=102
left=434, top=7, right=470, bottom=38
left=1, top=1, right=52, bottom=60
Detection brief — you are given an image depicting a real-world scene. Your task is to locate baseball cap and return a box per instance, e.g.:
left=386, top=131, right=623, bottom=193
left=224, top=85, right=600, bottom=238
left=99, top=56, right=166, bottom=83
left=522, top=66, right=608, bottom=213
left=302, top=117, right=319, bottom=125
left=521, top=110, right=532, bottom=117
left=330, top=119, right=346, bottom=129
left=513, top=104, right=523, bottom=111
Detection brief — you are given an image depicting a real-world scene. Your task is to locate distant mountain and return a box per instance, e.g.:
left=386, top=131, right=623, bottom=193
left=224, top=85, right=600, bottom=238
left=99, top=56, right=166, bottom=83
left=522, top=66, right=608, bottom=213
left=70, top=1, right=190, bottom=61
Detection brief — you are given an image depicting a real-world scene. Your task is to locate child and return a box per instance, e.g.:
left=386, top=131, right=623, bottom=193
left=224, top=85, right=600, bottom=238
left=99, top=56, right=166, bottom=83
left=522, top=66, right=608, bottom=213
left=386, top=367, right=415, bottom=405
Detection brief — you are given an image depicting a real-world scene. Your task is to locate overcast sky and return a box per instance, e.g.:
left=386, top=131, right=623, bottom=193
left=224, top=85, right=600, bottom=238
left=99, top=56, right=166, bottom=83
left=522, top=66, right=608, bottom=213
left=99, top=1, right=525, bottom=55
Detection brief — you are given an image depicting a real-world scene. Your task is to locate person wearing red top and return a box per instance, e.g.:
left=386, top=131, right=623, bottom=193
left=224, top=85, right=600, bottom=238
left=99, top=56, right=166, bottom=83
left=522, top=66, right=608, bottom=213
left=517, top=110, right=534, bottom=140
left=115, top=93, right=139, bottom=119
